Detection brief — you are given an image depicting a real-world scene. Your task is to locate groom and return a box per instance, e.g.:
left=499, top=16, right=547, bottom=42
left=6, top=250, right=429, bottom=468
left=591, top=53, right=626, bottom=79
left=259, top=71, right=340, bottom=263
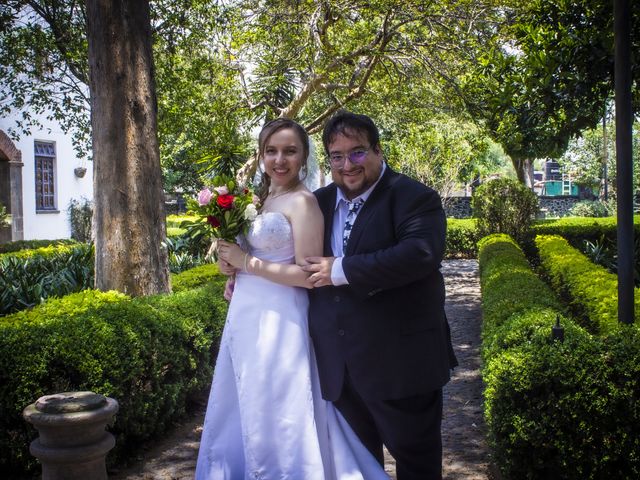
left=304, top=111, right=457, bottom=480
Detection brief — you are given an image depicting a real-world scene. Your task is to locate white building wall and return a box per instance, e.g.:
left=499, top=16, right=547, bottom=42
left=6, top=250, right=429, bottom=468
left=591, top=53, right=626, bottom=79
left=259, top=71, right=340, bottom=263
left=0, top=113, right=93, bottom=240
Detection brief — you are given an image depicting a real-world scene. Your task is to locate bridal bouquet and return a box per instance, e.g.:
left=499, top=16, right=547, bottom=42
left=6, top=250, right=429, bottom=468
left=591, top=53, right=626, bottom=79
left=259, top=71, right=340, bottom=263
left=192, top=175, right=260, bottom=242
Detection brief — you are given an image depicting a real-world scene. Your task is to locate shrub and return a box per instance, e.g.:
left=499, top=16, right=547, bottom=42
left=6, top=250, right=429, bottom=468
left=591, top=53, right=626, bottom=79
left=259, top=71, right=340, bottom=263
left=0, top=277, right=228, bottom=477
left=484, top=327, right=640, bottom=479
left=536, top=234, right=640, bottom=334
left=479, top=233, right=640, bottom=478
left=531, top=215, right=640, bottom=250
left=445, top=218, right=479, bottom=258
left=478, top=234, right=568, bottom=354
left=0, top=244, right=94, bottom=316
left=171, top=263, right=221, bottom=292
left=164, top=235, right=214, bottom=273
left=0, top=239, right=77, bottom=255
left=67, top=198, right=93, bottom=242
left=472, top=178, right=539, bottom=246
left=569, top=200, right=615, bottom=217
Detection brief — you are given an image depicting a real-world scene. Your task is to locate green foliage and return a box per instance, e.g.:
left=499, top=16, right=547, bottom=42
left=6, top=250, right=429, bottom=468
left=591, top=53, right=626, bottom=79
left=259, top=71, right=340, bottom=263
left=484, top=327, right=640, bottom=479
left=532, top=215, right=640, bottom=249
left=385, top=114, right=503, bottom=199
left=472, top=178, right=539, bottom=245
left=0, top=0, right=91, bottom=158
left=2, top=0, right=503, bottom=193
left=580, top=234, right=640, bottom=287
left=477, top=234, right=564, bottom=340
left=445, top=218, right=480, bottom=259
left=462, top=0, right=640, bottom=183
left=0, top=244, right=94, bottom=316
left=0, top=239, right=78, bottom=255
left=536, top=234, right=640, bottom=334
left=167, top=214, right=198, bottom=229
left=164, top=235, right=214, bottom=274
left=569, top=200, right=614, bottom=218
left=478, top=233, right=640, bottom=479
left=171, top=263, right=222, bottom=293
left=67, top=197, right=93, bottom=242
left=0, top=279, right=228, bottom=477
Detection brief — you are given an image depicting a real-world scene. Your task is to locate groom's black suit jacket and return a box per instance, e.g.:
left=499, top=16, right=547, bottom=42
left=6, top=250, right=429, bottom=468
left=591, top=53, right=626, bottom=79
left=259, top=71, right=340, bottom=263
left=309, top=166, right=457, bottom=402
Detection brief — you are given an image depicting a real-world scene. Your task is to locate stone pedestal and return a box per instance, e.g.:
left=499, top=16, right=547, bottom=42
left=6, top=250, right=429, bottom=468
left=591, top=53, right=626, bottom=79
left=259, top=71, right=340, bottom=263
left=23, top=391, right=119, bottom=480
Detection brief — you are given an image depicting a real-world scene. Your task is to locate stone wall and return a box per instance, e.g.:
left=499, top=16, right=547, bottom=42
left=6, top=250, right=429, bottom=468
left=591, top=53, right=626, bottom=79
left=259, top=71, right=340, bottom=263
left=443, top=195, right=580, bottom=219
left=537, top=196, right=580, bottom=218
left=444, top=197, right=473, bottom=218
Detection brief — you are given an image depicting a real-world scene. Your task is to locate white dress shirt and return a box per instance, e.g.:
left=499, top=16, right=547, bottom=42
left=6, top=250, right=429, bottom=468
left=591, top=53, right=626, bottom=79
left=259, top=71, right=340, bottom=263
left=330, top=162, right=387, bottom=285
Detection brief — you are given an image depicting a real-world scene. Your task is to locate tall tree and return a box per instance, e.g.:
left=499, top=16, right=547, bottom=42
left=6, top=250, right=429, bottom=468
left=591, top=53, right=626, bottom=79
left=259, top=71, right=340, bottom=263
left=462, top=0, right=639, bottom=185
left=224, top=0, right=498, bottom=180
left=86, top=0, right=169, bottom=295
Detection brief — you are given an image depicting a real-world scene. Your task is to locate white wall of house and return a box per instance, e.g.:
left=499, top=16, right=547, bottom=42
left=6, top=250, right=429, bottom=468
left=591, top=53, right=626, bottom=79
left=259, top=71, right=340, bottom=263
left=0, top=112, right=93, bottom=240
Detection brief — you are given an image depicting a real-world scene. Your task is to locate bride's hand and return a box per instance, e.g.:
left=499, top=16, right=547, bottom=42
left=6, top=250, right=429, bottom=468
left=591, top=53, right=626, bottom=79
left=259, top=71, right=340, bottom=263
left=217, top=240, right=246, bottom=269
left=218, top=258, right=237, bottom=276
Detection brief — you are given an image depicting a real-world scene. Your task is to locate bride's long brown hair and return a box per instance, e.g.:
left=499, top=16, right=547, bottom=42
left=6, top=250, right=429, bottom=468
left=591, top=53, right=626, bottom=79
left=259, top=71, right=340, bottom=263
left=257, top=118, right=310, bottom=205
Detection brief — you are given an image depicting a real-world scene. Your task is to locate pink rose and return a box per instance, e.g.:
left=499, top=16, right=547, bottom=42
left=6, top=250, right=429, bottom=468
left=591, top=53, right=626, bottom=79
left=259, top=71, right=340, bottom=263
left=214, top=185, right=229, bottom=195
left=198, top=188, right=213, bottom=206
left=252, top=194, right=261, bottom=206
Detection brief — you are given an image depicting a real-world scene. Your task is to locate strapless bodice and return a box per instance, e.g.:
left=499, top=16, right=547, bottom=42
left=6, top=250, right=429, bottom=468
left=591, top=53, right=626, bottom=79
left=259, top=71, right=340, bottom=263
left=246, top=211, right=294, bottom=264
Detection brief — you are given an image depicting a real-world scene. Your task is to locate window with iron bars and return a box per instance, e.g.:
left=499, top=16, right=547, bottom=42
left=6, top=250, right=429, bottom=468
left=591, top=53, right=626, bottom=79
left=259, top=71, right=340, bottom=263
left=34, top=141, right=56, bottom=211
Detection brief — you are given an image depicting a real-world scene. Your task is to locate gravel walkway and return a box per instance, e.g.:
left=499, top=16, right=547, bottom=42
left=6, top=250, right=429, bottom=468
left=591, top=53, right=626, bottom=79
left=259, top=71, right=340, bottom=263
left=110, top=259, right=491, bottom=479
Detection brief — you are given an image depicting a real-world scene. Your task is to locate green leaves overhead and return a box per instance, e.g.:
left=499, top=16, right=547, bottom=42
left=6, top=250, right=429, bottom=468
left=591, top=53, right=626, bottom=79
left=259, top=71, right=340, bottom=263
left=462, top=0, right=639, bottom=183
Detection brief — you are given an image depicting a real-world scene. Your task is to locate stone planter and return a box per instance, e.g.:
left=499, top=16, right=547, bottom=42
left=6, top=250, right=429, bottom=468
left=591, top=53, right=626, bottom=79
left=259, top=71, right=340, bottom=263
left=23, top=391, right=119, bottom=480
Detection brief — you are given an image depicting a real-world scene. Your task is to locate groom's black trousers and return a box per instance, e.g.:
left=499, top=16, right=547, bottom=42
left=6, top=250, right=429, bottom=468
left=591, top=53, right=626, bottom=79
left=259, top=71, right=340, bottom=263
left=334, top=370, right=443, bottom=480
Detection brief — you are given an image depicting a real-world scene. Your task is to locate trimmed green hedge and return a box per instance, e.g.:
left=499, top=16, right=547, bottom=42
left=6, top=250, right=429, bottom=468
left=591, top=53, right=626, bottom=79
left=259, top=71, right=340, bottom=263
left=479, top=234, right=640, bottom=479
left=0, top=239, right=78, bottom=255
left=536, top=234, right=640, bottom=335
left=0, top=242, right=83, bottom=261
left=446, top=216, right=640, bottom=259
left=171, top=263, right=221, bottom=292
left=0, top=273, right=228, bottom=477
left=445, top=218, right=479, bottom=258
left=532, top=215, right=640, bottom=249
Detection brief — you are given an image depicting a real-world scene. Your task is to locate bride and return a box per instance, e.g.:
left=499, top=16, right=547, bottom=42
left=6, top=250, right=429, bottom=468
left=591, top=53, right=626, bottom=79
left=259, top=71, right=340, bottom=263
left=195, top=118, right=388, bottom=479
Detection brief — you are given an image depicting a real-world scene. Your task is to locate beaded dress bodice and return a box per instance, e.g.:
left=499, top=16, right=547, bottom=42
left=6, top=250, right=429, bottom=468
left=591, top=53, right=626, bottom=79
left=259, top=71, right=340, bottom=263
left=246, top=211, right=294, bottom=264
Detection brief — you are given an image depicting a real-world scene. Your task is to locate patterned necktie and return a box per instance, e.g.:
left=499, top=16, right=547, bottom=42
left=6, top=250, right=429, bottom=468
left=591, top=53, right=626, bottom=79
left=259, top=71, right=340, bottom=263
left=343, top=199, right=364, bottom=250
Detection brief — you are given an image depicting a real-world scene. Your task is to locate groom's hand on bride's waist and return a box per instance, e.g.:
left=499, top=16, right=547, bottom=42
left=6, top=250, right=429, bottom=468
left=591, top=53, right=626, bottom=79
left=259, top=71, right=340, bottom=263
left=303, top=256, right=335, bottom=288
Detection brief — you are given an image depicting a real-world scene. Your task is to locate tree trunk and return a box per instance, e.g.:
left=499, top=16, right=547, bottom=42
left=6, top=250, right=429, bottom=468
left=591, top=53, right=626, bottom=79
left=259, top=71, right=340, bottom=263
left=86, top=0, right=170, bottom=295
left=512, top=156, right=535, bottom=189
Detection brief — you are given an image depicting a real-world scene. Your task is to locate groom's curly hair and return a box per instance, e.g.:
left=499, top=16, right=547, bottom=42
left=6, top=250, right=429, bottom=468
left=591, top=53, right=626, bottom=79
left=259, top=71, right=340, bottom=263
left=322, top=111, right=381, bottom=155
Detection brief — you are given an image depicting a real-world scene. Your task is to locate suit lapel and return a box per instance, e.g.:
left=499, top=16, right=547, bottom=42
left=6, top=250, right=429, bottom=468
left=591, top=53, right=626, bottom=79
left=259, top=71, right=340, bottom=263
left=344, top=167, right=397, bottom=255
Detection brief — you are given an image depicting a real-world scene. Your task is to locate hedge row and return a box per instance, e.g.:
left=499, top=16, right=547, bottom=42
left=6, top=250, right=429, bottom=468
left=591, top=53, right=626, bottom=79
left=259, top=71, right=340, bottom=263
left=532, top=215, right=640, bottom=249
left=0, top=242, right=83, bottom=261
left=536, top=234, right=640, bottom=335
left=0, top=268, right=227, bottom=477
left=445, top=216, right=640, bottom=259
left=445, top=218, right=479, bottom=258
left=0, top=239, right=78, bottom=255
left=479, top=234, right=640, bottom=479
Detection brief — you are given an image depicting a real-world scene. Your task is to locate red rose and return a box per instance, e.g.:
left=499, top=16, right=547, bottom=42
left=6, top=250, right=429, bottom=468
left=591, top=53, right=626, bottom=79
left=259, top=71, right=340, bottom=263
left=207, top=215, right=221, bottom=227
left=216, top=194, right=235, bottom=209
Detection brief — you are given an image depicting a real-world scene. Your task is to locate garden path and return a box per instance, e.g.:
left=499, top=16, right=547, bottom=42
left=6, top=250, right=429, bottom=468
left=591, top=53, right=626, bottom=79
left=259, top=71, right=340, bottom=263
left=110, top=259, right=493, bottom=479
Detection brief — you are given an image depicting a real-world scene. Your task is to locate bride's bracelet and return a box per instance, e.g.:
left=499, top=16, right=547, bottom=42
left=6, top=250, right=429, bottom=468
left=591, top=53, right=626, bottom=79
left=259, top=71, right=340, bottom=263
left=243, top=253, right=250, bottom=273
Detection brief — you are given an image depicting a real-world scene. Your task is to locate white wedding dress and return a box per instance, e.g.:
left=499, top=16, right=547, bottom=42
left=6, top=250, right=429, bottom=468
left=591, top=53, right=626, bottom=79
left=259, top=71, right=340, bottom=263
left=195, top=211, right=388, bottom=480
